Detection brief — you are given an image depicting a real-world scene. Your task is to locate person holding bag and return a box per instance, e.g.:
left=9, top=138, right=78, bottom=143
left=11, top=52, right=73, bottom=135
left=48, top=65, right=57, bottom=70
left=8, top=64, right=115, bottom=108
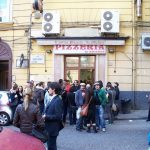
left=75, top=83, right=86, bottom=131
left=85, top=88, right=97, bottom=133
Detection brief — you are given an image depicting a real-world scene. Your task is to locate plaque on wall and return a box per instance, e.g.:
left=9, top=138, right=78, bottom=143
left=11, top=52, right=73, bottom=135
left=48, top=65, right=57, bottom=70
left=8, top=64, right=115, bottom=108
left=30, top=54, right=45, bottom=64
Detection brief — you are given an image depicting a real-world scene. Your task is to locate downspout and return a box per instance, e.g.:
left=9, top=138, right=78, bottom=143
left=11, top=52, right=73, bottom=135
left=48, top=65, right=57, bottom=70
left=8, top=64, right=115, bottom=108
left=132, top=0, right=136, bottom=109
left=137, top=0, right=142, bottom=18
left=27, top=13, right=33, bottom=81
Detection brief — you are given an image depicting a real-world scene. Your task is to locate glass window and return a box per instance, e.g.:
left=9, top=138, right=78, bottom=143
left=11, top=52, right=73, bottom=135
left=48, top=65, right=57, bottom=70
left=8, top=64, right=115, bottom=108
left=80, top=56, right=95, bottom=68
left=0, top=0, right=11, bottom=22
left=66, top=57, right=79, bottom=68
left=66, top=70, right=78, bottom=83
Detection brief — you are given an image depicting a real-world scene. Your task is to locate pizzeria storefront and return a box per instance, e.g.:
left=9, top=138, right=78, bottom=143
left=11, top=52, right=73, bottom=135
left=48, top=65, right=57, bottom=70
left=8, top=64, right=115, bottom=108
left=53, top=45, right=106, bottom=84
left=34, top=37, right=127, bottom=84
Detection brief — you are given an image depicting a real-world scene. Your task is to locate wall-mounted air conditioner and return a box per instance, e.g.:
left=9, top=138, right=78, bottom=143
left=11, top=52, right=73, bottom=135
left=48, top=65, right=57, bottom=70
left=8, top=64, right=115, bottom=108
left=101, top=10, right=119, bottom=33
left=42, top=11, right=60, bottom=35
left=141, top=34, right=150, bottom=50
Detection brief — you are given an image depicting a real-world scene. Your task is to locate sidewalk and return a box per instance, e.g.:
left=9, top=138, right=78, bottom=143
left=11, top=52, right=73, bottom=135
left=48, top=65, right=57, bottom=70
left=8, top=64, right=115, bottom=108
left=117, top=109, right=148, bottom=120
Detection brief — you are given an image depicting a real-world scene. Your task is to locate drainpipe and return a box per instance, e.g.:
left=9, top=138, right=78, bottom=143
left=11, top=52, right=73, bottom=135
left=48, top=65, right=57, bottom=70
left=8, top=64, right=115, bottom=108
left=137, top=0, right=142, bottom=17
left=132, top=0, right=136, bottom=109
left=27, top=13, right=32, bottom=81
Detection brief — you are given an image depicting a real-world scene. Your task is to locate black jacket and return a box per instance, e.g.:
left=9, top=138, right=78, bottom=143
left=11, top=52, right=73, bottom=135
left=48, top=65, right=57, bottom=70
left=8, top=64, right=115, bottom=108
left=33, top=87, right=45, bottom=104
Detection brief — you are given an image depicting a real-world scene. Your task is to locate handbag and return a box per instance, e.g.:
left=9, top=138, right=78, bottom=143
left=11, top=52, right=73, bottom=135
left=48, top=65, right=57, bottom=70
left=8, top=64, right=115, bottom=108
left=80, top=97, right=92, bottom=117
left=32, top=127, right=48, bottom=143
left=112, top=103, right=117, bottom=111
left=111, top=90, right=117, bottom=112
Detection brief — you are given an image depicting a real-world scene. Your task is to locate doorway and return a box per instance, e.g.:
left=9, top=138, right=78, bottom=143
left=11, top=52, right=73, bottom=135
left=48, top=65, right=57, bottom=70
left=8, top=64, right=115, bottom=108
left=64, top=56, right=95, bottom=84
left=0, top=41, right=12, bottom=90
left=0, top=61, right=9, bottom=90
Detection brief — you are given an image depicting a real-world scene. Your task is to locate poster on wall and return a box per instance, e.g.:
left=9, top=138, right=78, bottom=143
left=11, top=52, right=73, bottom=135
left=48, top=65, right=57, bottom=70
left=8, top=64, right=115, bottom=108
left=30, top=54, right=45, bottom=64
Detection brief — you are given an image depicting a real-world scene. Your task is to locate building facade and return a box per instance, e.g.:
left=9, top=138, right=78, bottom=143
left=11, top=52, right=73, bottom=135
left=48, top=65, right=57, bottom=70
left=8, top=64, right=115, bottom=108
left=0, top=0, right=150, bottom=109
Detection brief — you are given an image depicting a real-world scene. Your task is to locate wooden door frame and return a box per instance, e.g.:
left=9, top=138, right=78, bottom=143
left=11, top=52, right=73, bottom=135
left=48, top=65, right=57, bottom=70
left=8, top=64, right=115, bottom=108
left=64, top=55, right=96, bottom=83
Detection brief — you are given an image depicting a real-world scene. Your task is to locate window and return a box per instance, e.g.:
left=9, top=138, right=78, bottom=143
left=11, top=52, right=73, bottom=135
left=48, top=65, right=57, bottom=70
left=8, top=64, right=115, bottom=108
left=0, top=0, right=11, bottom=22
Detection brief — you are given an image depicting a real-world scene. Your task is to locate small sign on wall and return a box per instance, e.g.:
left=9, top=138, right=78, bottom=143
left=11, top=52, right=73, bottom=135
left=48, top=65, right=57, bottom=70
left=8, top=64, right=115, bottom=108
left=30, top=54, right=45, bottom=64
left=16, top=59, right=29, bottom=68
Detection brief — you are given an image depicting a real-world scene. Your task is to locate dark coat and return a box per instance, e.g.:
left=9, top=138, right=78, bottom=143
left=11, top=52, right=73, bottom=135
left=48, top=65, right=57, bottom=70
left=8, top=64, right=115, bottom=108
left=13, top=102, right=44, bottom=134
left=44, top=95, right=63, bottom=137
left=67, top=92, right=76, bottom=107
left=33, top=87, right=45, bottom=104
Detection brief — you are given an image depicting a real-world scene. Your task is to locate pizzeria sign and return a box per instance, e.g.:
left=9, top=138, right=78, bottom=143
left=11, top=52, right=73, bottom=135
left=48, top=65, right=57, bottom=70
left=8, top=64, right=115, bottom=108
left=53, top=45, right=106, bottom=54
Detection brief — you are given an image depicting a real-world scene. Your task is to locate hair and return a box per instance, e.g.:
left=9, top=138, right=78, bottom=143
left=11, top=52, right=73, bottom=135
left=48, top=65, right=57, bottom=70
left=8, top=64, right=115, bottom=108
left=58, top=79, right=63, bottom=84
left=48, top=82, right=61, bottom=95
left=13, top=83, right=18, bottom=90
left=74, top=80, right=78, bottom=83
left=39, top=81, right=44, bottom=86
left=106, top=82, right=112, bottom=88
left=19, top=86, right=23, bottom=93
left=47, top=81, right=51, bottom=87
left=114, top=82, right=119, bottom=86
left=23, top=88, right=32, bottom=111
left=85, top=88, right=94, bottom=104
left=98, top=80, right=103, bottom=88
left=69, top=86, right=75, bottom=92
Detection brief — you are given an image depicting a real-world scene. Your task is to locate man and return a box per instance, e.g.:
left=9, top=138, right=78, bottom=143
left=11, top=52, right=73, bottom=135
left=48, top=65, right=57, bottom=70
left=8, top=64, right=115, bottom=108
left=33, top=82, right=45, bottom=114
left=75, top=83, right=86, bottom=131
left=94, top=81, right=107, bottom=132
left=43, top=82, right=63, bottom=150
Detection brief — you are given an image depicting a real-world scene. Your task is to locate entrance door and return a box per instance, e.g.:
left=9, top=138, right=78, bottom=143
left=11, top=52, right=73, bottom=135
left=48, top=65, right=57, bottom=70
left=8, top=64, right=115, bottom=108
left=0, top=41, right=12, bottom=90
left=0, top=61, right=9, bottom=90
left=64, top=56, right=95, bottom=84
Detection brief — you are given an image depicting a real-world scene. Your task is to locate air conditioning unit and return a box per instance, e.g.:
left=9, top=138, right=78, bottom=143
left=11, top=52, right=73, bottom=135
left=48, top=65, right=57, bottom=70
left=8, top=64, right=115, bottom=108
left=141, top=34, right=150, bottom=50
left=101, top=10, right=119, bottom=33
left=42, top=11, right=60, bottom=35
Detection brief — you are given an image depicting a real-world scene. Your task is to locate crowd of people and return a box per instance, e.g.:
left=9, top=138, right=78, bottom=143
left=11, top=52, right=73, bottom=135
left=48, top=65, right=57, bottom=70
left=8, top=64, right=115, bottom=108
left=8, top=79, right=120, bottom=150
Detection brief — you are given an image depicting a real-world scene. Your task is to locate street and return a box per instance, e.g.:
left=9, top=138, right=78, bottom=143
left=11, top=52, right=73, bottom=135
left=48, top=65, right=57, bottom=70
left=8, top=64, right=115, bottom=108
left=7, top=119, right=150, bottom=150
left=57, top=120, right=149, bottom=150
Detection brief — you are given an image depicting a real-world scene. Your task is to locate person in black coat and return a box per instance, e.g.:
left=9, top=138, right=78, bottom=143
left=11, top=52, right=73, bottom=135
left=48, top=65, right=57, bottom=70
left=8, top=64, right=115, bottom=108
left=43, top=82, right=63, bottom=150
left=67, top=86, right=77, bottom=125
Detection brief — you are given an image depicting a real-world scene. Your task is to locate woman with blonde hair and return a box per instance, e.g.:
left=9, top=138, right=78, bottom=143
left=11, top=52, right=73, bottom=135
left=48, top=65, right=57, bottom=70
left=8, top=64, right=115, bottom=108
left=13, top=87, right=44, bottom=135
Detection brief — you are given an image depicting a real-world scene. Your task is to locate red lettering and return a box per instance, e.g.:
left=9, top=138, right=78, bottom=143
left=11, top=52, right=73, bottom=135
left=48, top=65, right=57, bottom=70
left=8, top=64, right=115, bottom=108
left=73, top=45, right=79, bottom=50
left=80, top=45, right=86, bottom=50
left=66, top=45, right=72, bottom=50
left=87, top=45, right=93, bottom=50
left=98, top=45, right=104, bottom=50
left=55, top=45, right=62, bottom=50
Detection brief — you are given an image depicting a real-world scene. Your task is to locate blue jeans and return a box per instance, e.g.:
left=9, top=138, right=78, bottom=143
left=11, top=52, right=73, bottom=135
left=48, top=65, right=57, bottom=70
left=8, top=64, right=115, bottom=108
left=95, top=105, right=105, bottom=128
left=76, top=116, right=83, bottom=129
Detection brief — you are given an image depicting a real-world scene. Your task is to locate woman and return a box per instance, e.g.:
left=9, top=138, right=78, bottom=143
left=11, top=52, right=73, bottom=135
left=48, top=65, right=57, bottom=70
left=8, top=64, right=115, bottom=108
left=85, top=88, right=97, bottom=133
left=9, top=83, right=19, bottom=119
left=17, top=86, right=24, bottom=104
left=13, top=87, right=44, bottom=135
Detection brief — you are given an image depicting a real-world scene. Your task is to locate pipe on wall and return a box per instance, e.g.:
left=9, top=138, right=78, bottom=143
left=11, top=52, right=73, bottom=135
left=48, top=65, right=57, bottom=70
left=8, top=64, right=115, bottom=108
left=137, top=0, right=142, bottom=17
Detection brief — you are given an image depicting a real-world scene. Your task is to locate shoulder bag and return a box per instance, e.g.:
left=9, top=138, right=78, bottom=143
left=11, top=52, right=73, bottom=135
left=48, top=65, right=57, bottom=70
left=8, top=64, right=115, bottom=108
left=80, top=96, right=92, bottom=117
